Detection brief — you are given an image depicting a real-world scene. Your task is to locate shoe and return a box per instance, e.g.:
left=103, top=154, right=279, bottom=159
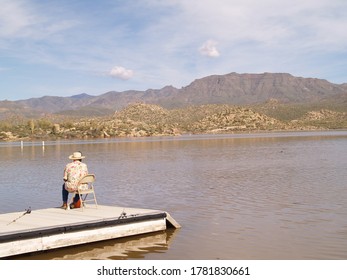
left=61, top=203, right=67, bottom=210
left=69, top=203, right=75, bottom=209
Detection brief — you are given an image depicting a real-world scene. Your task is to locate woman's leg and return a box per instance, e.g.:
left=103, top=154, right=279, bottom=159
left=62, top=184, right=68, bottom=203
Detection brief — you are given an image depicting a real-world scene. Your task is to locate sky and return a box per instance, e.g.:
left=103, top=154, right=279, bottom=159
left=1, top=0, right=347, bottom=101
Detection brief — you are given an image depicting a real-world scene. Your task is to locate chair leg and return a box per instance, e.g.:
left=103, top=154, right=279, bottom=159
left=67, top=192, right=76, bottom=210
left=79, top=193, right=85, bottom=211
left=79, top=192, right=97, bottom=210
left=93, top=192, right=98, bottom=208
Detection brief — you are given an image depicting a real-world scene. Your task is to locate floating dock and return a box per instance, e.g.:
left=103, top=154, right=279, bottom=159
left=0, top=205, right=180, bottom=259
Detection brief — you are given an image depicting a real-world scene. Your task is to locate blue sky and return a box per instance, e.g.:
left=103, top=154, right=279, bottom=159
left=1, top=0, right=347, bottom=101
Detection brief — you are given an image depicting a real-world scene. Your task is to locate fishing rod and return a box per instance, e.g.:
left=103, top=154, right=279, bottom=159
left=118, top=208, right=127, bottom=219
left=118, top=209, right=139, bottom=219
left=7, top=207, right=31, bottom=226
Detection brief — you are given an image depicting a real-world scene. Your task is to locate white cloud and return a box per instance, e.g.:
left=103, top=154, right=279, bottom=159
left=199, top=40, right=220, bottom=58
left=109, top=66, right=134, bottom=80
left=1, top=0, right=347, bottom=100
left=0, top=1, right=76, bottom=40
left=0, top=0, right=37, bottom=37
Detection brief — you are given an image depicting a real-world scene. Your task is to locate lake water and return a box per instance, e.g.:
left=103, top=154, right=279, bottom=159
left=1, top=131, right=347, bottom=260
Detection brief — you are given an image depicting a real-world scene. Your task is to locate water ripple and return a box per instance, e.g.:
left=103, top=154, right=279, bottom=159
left=2, top=132, right=347, bottom=259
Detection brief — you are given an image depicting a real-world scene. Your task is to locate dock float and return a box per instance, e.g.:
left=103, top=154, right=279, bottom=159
left=0, top=205, right=180, bottom=258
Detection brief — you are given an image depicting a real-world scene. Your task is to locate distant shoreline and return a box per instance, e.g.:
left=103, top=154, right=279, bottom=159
left=2, top=129, right=346, bottom=145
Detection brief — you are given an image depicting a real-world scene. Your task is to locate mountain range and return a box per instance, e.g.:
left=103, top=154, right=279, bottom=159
left=1, top=72, right=347, bottom=119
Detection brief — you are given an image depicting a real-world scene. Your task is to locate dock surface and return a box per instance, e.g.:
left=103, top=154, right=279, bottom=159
left=0, top=205, right=180, bottom=258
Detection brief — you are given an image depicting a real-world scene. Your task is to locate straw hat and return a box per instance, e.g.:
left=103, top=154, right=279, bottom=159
left=69, top=151, right=85, bottom=160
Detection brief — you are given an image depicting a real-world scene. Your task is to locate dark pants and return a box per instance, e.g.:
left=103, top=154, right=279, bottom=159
left=62, top=184, right=80, bottom=204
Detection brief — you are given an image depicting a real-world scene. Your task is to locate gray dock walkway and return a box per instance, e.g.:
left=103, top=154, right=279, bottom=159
left=0, top=205, right=180, bottom=258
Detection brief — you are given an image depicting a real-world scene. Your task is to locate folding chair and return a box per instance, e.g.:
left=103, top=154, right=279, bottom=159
left=68, top=174, right=98, bottom=210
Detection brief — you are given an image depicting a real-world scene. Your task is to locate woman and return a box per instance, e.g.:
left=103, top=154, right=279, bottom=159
left=61, top=151, right=88, bottom=209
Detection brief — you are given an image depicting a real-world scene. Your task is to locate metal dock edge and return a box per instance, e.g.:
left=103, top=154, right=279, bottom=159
left=0, top=205, right=180, bottom=258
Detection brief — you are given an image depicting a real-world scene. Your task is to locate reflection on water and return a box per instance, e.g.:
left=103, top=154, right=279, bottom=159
left=12, top=229, right=179, bottom=260
left=1, top=131, right=347, bottom=259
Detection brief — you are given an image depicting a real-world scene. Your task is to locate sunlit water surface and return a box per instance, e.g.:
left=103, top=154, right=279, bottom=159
left=1, top=131, right=346, bottom=259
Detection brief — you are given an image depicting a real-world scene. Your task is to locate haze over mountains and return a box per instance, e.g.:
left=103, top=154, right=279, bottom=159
left=1, top=72, right=347, bottom=119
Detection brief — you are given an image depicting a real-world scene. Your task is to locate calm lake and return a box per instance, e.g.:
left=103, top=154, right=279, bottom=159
left=1, top=131, right=346, bottom=260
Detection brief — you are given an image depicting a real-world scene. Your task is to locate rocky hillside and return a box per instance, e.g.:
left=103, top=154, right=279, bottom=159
left=174, top=72, right=347, bottom=106
left=1, top=72, right=346, bottom=119
left=1, top=103, right=346, bottom=141
left=1, top=72, right=346, bottom=141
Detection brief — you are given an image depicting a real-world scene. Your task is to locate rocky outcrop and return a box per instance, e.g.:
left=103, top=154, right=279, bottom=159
left=0, top=103, right=346, bottom=141
left=301, top=109, right=346, bottom=121
left=189, top=107, right=281, bottom=133
left=290, top=109, right=347, bottom=129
